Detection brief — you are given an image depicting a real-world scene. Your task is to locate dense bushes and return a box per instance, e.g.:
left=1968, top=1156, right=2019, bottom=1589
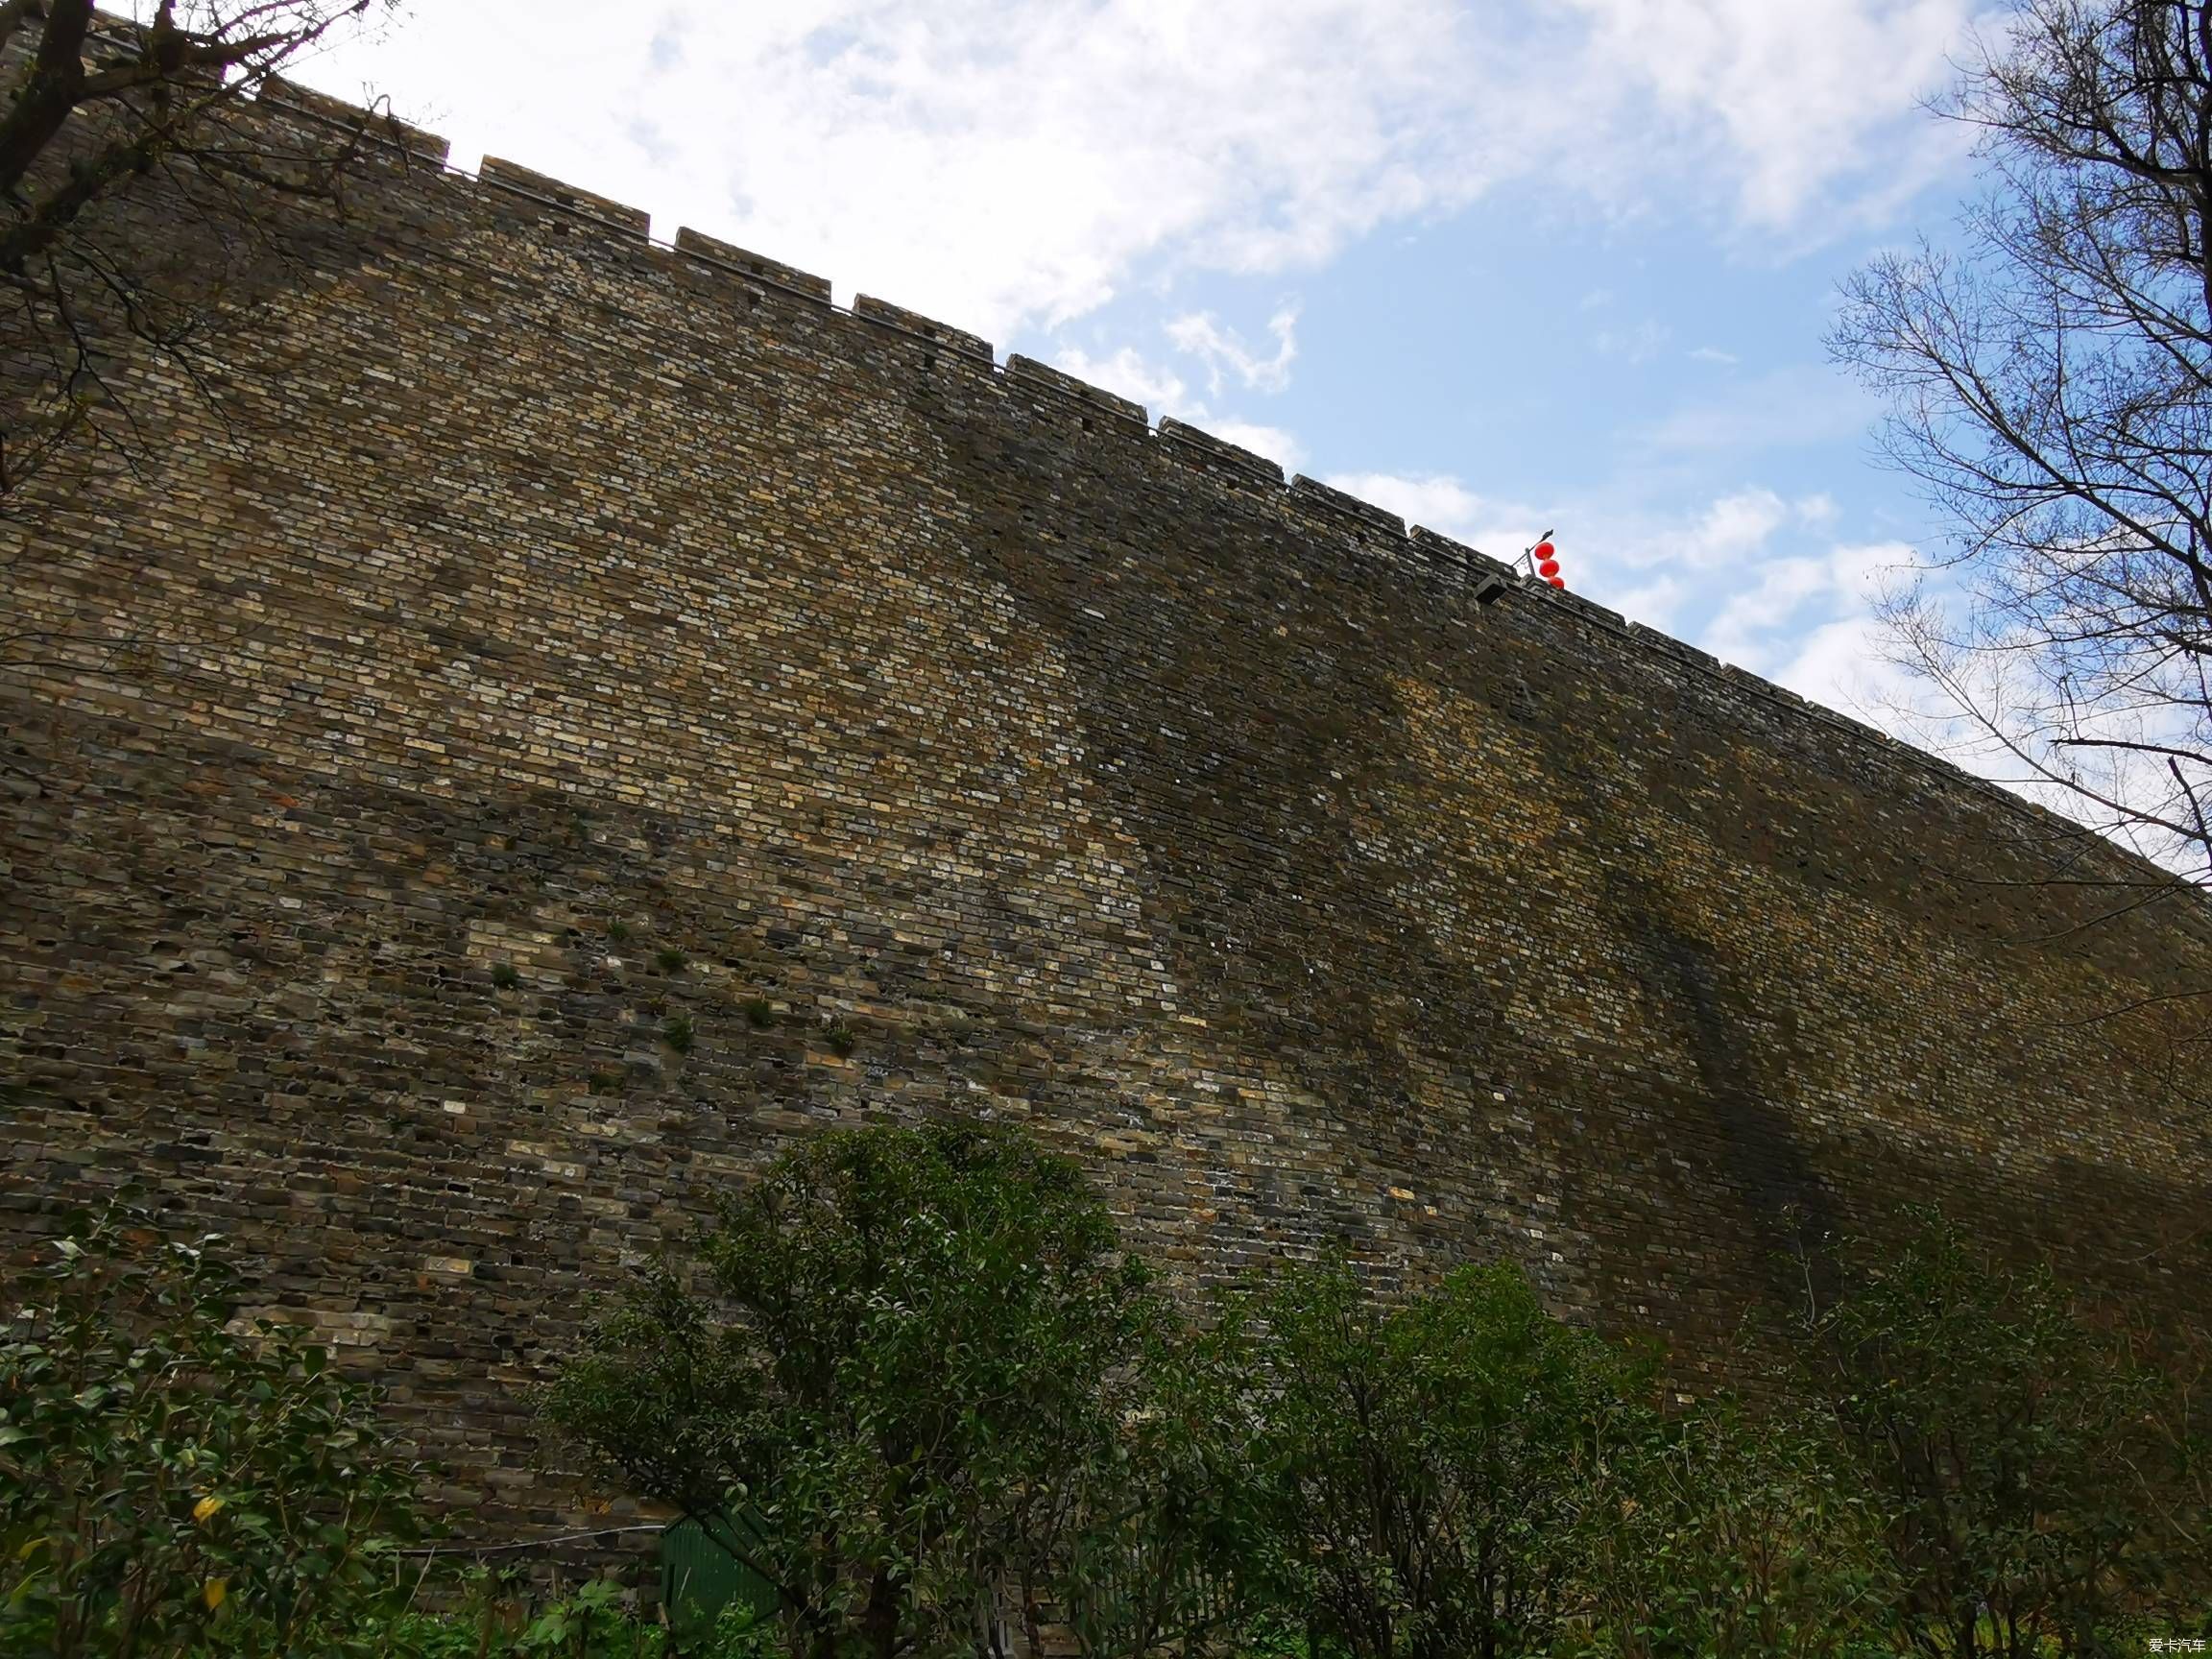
left=0, top=1210, right=757, bottom=1659
left=1234, top=1259, right=1649, bottom=1659
left=6, top=1127, right=2207, bottom=1656
left=544, top=1124, right=2211, bottom=1656
left=0, top=1211, right=423, bottom=1657
left=1802, top=1214, right=2212, bottom=1656
left=542, top=1121, right=1168, bottom=1659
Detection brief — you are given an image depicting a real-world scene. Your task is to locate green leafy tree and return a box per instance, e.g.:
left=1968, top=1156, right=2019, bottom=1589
left=1579, top=1396, right=1895, bottom=1659
left=2125, top=1318, right=2212, bottom=1630
left=1802, top=1209, right=2202, bottom=1656
left=0, top=1204, right=426, bottom=1658
left=541, top=1119, right=1173, bottom=1659
left=1054, top=1310, right=1268, bottom=1658
left=1238, top=1258, right=1649, bottom=1659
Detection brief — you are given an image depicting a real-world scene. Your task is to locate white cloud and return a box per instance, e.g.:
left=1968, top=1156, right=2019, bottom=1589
left=1640, top=365, right=1878, bottom=455
left=1777, top=612, right=1912, bottom=719
left=289, top=0, right=1525, bottom=340
left=1050, top=342, right=1302, bottom=468
left=286, top=0, right=1985, bottom=342
left=1700, top=538, right=1911, bottom=677
left=1686, top=345, right=1740, bottom=365
left=1562, top=0, right=1979, bottom=232
left=1323, top=471, right=1492, bottom=542
left=1612, top=574, right=1692, bottom=632
left=1167, top=304, right=1300, bottom=395
left=1680, top=489, right=1791, bottom=567
left=1701, top=555, right=1841, bottom=668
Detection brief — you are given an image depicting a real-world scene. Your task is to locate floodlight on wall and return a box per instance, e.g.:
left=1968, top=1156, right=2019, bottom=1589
left=1471, top=571, right=1509, bottom=606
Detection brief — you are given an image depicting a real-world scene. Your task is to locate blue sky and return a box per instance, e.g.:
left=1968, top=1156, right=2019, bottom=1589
left=297, top=0, right=1998, bottom=727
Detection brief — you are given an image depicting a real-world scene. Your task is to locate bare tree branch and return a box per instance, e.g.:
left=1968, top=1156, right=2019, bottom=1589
left=1834, top=0, right=2212, bottom=893
left=0, top=0, right=396, bottom=680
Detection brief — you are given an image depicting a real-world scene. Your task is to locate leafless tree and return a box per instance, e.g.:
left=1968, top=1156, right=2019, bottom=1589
left=1832, top=0, right=2212, bottom=894
left=0, top=0, right=398, bottom=674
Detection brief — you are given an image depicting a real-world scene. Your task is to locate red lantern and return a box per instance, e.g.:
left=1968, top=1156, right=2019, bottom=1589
left=1547, top=575, right=1566, bottom=589
left=1539, top=558, right=1560, bottom=578
left=1533, top=540, right=1555, bottom=561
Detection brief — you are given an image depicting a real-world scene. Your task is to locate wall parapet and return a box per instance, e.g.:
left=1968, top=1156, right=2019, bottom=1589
left=854, top=296, right=993, bottom=364
left=671, top=228, right=832, bottom=304
left=1156, top=419, right=1286, bottom=487
left=1290, top=474, right=1407, bottom=544
left=129, top=115, right=2196, bottom=894
left=477, top=157, right=650, bottom=238
left=1005, top=356, right=1147, bottom=431
left=258, top=76, right=451, bottom=167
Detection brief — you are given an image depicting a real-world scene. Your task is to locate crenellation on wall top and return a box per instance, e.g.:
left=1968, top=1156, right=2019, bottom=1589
left=1004, top=356, right=1147, bottom=430
left=1156, top=420, right=1286, bottom=487
left=853, top=296, right=994, bottom=364
left=1290, top=474, right=1407, bottom=543
left=1407, top=526, right=1511, bottom=581
left=477, top=158, right=650, bottom=239
left=1626, top=621, right=1725, bottom=679
left=672, top=228, right=831, bottom=304
left=1547, top=586, right=1628, bottom=632
left=162, top=76, right=2177, bottom=882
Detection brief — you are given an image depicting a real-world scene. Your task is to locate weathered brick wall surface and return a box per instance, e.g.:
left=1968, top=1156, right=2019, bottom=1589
left=3, top=87, right=2208, bottom=1535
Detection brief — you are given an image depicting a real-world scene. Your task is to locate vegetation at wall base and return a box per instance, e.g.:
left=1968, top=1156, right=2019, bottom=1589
left=540, top=1119, right=1179, bottom=1659
left=0, top=1205, right=424, bottom=1657
left=5, top=1131, right=2206, bottom=1655
left=1798, top=1210, right=2212, bottom=1656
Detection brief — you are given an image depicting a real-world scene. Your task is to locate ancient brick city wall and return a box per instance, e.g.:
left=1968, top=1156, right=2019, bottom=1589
left=2, top=81, right=2208, bottom=1536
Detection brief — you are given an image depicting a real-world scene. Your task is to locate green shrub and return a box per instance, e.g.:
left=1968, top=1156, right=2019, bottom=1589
left=1800, top=1209, right=2211, bottom=1655
left=1577, top=1396, right=1894, bottom=1659
left=0, top=1207, right=426, bottom=1657
left=1237, top=1258, right=1653, bottom=1659
left=543, top=1121, right=1174, bottom=1659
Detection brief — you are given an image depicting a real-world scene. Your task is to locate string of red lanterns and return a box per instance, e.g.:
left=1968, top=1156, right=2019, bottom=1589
left=1525, top=529, right=1567, bottom=589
